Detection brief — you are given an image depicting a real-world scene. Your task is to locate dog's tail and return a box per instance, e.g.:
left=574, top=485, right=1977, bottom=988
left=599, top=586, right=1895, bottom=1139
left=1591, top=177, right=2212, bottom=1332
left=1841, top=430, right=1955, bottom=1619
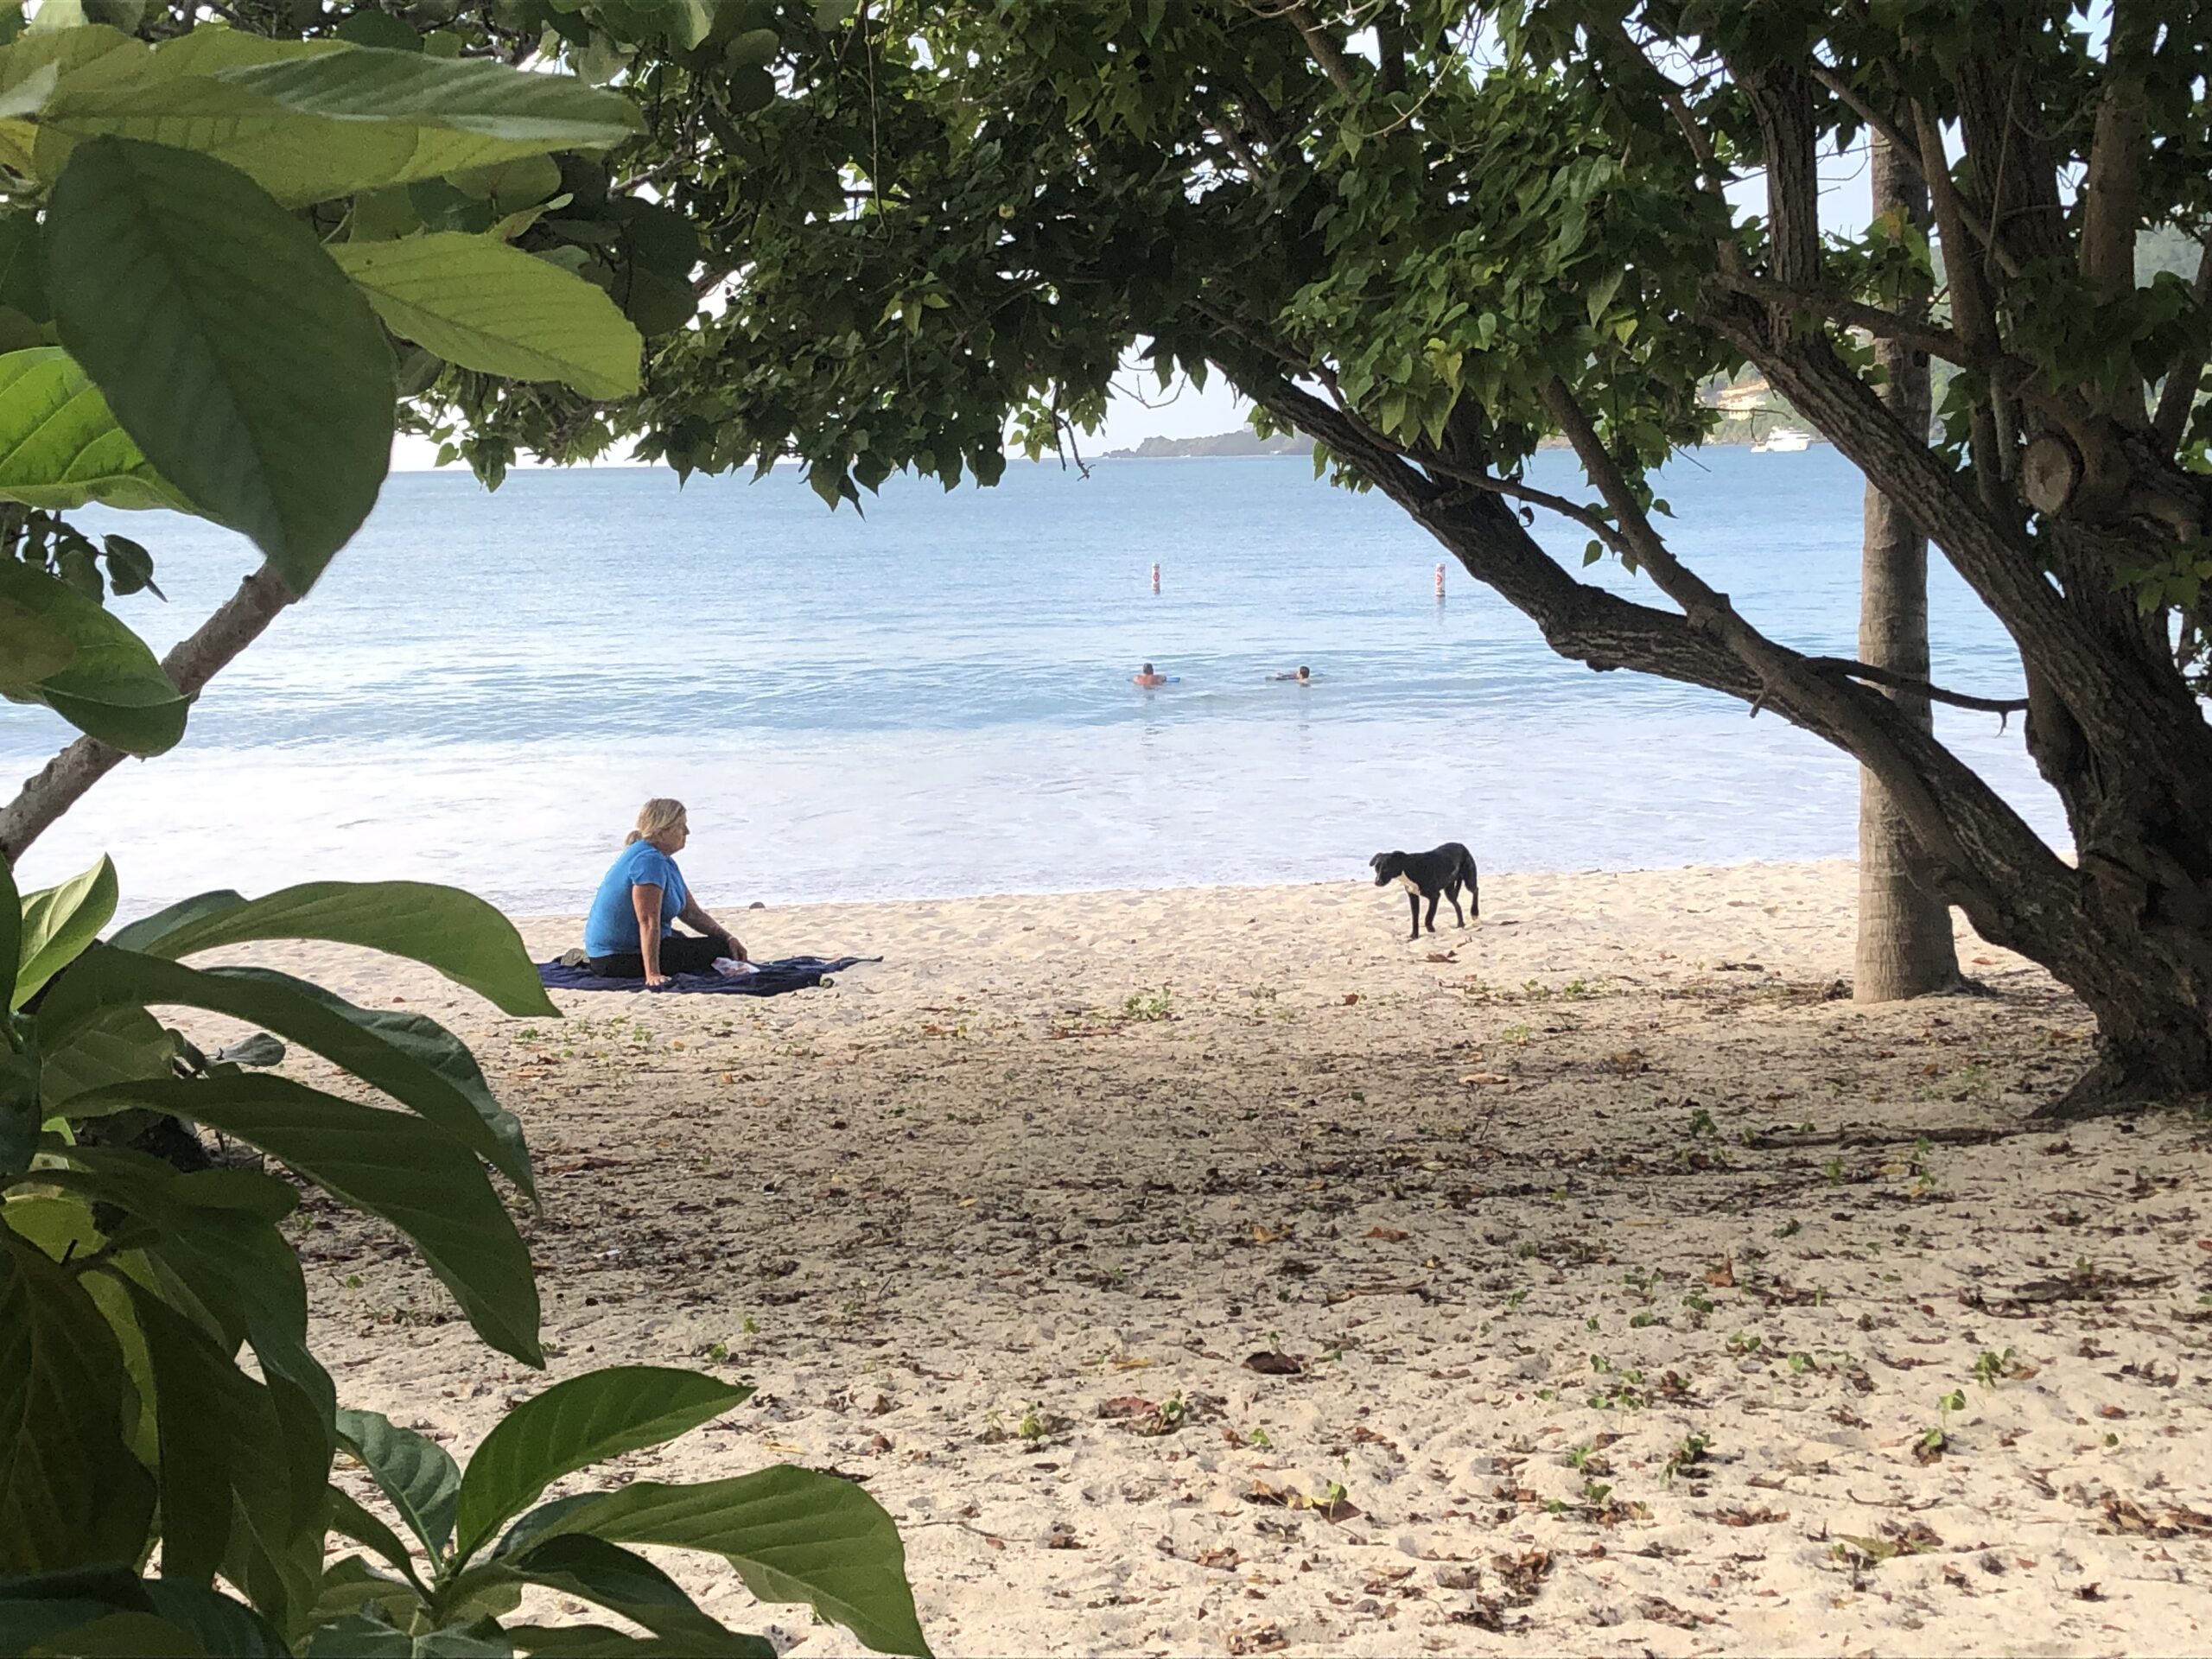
left=1459, top=844, right=1481, bottom=916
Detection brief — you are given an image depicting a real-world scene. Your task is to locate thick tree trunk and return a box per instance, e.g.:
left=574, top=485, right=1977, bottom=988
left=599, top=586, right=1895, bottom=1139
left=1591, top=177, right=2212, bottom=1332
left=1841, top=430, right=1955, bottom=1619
left=1854, top=134, right=1958, bottom=1002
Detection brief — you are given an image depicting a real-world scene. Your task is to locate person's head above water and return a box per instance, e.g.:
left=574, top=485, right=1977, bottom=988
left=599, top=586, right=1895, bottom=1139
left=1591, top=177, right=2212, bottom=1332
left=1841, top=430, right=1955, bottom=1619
left=1297, top=665, right=1311, bottom=681
left=626, top=797, right=690, bottom=855
left=1141, top=662, right=1154, bottom=674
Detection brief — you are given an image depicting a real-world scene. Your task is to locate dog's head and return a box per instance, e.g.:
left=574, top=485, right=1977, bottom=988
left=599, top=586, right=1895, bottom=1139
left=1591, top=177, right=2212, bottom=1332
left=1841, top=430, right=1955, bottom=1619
left=1369, top=852, right=1404, bottom=887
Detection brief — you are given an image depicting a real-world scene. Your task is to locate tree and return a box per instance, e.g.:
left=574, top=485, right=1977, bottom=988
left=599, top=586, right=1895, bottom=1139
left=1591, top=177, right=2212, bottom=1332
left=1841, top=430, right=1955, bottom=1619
left=1854, top=128, right=1958, bottom=1003
left=576, top=0, right=2212, bottom=1116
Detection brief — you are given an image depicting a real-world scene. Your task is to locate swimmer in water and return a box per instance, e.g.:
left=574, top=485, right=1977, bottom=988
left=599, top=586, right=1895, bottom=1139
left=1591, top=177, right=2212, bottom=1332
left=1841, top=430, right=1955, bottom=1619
left=1133, top=661, right=1168, bottom=688
left=1269, top=665, right=1314, bottom=683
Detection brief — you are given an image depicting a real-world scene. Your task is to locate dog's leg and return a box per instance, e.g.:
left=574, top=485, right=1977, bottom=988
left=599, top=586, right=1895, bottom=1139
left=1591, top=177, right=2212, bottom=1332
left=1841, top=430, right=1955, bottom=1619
left=1406, top=892, right=1421, bottom=941
left=1449, top=884, right=1465, bottom=927
left=1424, top=891, right=1440, bottom=935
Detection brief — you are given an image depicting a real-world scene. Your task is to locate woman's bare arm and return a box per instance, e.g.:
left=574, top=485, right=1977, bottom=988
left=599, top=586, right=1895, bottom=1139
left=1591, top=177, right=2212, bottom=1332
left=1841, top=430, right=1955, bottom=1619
left=677, top=893, right=746, bottom=960
left=632, top=882, right=666, bottom=984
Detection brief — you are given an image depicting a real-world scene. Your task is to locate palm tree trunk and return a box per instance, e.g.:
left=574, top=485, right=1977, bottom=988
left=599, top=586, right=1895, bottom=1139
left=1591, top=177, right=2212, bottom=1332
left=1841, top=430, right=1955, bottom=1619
left=1855, top=131, right=1960, bottom=1001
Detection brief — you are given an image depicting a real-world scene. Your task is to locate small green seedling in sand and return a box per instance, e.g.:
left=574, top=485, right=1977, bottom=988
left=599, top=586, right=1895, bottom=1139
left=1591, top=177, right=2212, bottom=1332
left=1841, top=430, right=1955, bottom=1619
left=1019, top=1402, right=1050, bottom=1445
left=1246, top=1427, right=1274, bottom=1450
left=1775, top=1218, right=1802, bottom=1238
left=1822, top=1157, right=1846, bottom=1186
left=1727, top=1332, right=1763, bottom=1356
left=1500, top=1023, right=1532, bottom=1045
left=1788, top=1352, right=1815, bottom=1376
left=1567, top=1442, right=1599, bottom=1471
left=704, top=1340, right=730, bottom=1361
left=1681, top=1292, right=1714, bottom=1316
left=1507, top=1288, right=1530, bottom=1309
left=344, top=1274, right=364, bottom=1289
left=1122, top=987, right=1174, bottom=1021
left=1630, top=1311, right=1658, bottom=1329
left=1973, top=1347, right=2021, bottom=1390
left=1581, top=1478, right=1613, bottom=1506
left=1687, top=1106, right=1717, bottom=1140
left=1662, top=1433, right=1711, bottom=1483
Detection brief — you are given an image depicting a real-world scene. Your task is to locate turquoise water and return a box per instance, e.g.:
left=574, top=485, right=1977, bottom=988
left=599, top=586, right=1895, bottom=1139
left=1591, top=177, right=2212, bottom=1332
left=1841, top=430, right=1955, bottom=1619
left=3, top=447, right=2060, bottom=912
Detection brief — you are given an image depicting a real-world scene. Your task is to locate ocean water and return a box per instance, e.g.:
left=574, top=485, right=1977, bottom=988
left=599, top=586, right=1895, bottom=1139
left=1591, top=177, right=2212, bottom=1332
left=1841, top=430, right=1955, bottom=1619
left=3, top=446, right=2062, bottom=915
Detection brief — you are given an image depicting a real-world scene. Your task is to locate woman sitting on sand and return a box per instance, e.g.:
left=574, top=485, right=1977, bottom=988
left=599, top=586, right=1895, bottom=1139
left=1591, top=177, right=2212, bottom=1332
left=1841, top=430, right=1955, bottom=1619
left=584, top=798, right=750, bottom=986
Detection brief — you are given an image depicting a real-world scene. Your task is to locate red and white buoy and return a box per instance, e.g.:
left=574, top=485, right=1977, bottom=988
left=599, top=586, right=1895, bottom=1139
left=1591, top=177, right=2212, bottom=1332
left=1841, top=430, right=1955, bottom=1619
left=1151, top=562, right=1161, bottom=593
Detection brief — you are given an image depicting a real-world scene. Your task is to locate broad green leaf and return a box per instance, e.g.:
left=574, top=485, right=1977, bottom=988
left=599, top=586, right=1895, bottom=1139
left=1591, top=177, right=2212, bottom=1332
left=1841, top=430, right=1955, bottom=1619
left=29, top=41, right=638, bottom=207
left=66, top=1071, right=542, bottom=1365
left=299, top=1611, right=415, bottom=1657
left=330, top=233, right=642, bottom=399
left=44, top=137, right=392, bottom=592
left=499, top=1469, right=928, bottom=1656
left=37, top=1004, right=175, bottom=1109
left=0, top=1229, right=156, bottom=1573
left=120, top=1278, right=315, bottom=1605
left=0, top=349, right=194, bottom=513
left=39, top=945, right=536, bottom=1194
left=324, top=1494, right=431, bottom=1598
left=336, top=1407, right=461, bottom=1562
left=0, top=600, right=76, bottom=685
left=137, top=1581, right=289, bottom=1657
left=15, top=851, right=115, bottom=1007
left=109, top=880, right=559, bottom=1017
left=0, top=1565, right=160, bottom=1658
left=39, top=1147, right=328, bottom=1425
left=215, top=968, right=527, bottom=1185
left=454, top=1368, right=748, bottom=1558
left=501, top=1535, right=764, bottom=1654
left=0, top=556, right=185, bottom=754
left=0, top=1040, right=35, bottom=1185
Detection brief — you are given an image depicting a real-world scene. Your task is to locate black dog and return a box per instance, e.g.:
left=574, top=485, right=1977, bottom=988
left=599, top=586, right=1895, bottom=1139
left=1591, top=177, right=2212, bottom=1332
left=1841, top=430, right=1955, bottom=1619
left=1370, top=842, right=1481, bottom=940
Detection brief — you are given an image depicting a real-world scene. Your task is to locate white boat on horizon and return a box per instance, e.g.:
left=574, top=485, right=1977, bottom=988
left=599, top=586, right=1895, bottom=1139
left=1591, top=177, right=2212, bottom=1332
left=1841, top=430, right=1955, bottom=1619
left=1751, top=427, right=1816, bottom=454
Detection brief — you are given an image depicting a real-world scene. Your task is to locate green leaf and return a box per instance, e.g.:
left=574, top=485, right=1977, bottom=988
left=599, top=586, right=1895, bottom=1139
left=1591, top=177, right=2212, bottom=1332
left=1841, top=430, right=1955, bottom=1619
left=40, top=945, right=537, bottom=1194
left=0, top=1569, right=286, bottom=1657
left=67, top=1071, right=542, bottom=1366
left=120, top=1278, right=321, bottom=1611
left=0, top=550, right=186, bottom=755
left=0, top=349, right=194, bottom=513
left=29, top=41, right=639, bottom=207
left=0, top=599, right=76, bottom=686
left=454, top=1368, right=748, bottom=1559
left=44, top=137, right=393, bottom=592
left=501, top=1535, right=766, bottom=1654
left=14, top=851, right=115, bottom=1007
left=214, top=968, right=527, bottom=1187
left=336, top=1407, right=462, bottom=1563
left=109, top=880, right=559, bottom=1017
left=325, top=1489, right=432, bottom=1597
left=330, top=233, right=641, bottom=399
left=499, top=1469, right=928, bottom=1656
left=37, top=1004, right=175, bottom=1109
left=0, top=1229, right=156, bottom=1573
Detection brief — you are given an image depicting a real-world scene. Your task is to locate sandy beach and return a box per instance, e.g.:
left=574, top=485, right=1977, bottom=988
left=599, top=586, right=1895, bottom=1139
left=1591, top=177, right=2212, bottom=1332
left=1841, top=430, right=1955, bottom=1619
left=233, top=861, right=2212, bottom=1656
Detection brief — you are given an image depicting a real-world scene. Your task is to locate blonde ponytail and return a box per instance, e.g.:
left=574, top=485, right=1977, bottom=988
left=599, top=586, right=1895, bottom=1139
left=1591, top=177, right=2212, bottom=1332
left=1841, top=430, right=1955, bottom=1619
left=626, top=798, right=688, bottom=849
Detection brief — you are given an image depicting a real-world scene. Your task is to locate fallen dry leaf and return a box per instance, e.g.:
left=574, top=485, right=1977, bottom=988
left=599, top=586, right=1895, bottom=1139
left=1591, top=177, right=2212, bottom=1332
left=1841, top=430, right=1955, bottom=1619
left=1243, top=1351, right=1304, bottom=1376
left=1706, top=1258, right=1736, bottom=1288
left=1364, top=1226, right=1410, bottom=1243
left=1461, top=1071, right=1511, bottom=1085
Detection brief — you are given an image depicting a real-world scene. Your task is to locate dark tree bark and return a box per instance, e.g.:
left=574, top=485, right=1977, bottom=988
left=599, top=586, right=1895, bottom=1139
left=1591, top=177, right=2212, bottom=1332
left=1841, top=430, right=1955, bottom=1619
left=1854, top=133, right=1959, bottom=1003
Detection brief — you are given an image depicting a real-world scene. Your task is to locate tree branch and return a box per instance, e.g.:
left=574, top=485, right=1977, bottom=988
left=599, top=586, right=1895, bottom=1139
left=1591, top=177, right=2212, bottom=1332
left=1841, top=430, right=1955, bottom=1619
left=1713, top=270, right=1972, bottom=366
left=1808, top=64, right=2020, bottom=278
left=0, top=567, right=299, bottom=862
left=1803, top=657, right=2029, bottom=717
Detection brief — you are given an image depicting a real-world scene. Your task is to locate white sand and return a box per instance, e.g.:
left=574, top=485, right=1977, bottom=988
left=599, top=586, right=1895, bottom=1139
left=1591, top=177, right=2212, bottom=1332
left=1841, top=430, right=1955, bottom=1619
left=232, top=861, right=2212, bottom=1656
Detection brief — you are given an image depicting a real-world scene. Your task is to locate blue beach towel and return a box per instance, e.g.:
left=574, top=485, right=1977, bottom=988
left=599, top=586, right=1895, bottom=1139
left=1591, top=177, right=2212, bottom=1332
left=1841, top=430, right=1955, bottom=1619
left=537, top=956, right=875, bottom=996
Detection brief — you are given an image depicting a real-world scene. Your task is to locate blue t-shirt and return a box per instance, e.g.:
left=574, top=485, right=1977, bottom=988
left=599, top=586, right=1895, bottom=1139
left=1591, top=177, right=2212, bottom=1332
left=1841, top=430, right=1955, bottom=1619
left=583, top=841, right=690, bottom=957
